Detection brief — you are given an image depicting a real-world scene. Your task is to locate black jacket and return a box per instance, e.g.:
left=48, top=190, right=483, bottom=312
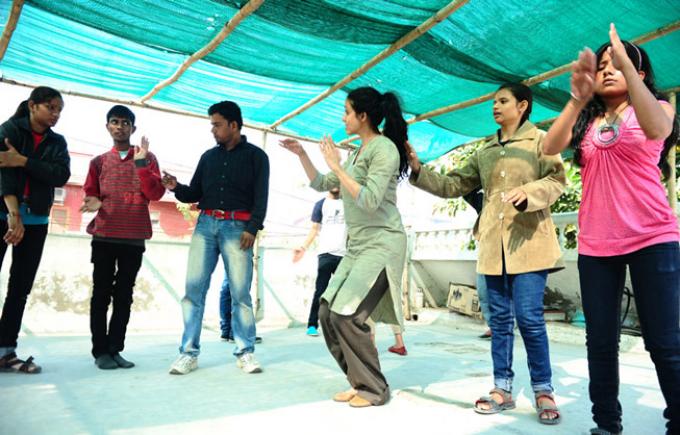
left=0, top=117, right=71, bottom=216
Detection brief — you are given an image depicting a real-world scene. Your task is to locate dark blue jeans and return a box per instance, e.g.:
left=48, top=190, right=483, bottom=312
left=486, top=268, right=552, bottom=393
left=579, top=242, right=680, bottom=434
left=308, top=253, right=342, bottom=328
left=219, top=277, right=232, bottom=338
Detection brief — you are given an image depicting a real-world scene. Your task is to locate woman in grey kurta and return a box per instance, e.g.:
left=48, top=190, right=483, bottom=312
left=280, top=87, right=409, bottom=407
left=407, top=83, right=565, bottom=425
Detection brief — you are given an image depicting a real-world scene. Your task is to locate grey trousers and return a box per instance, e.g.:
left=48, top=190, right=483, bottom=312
left=319, top=270, right=390, bottom=405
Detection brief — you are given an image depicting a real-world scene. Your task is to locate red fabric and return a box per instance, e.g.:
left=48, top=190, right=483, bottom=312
left=83, top=148, right=165, bottom=239
left=202, top=209, right=252, bottom=221
left=23, top=132, right=44, bottom=198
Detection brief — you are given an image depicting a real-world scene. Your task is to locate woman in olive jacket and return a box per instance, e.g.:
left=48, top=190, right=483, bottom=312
left=407, top=83, right=565, bottom=426
left=0, top=86, right=71, bottom=373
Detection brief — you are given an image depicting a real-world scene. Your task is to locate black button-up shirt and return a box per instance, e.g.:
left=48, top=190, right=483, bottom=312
left=174, top=135, right=269, bottom=235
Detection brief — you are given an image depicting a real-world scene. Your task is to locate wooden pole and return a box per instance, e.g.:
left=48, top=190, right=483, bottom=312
left=668, top=92, right=677, bottom=213
left=139, top=0, right=264, bottom=103
left=268, top=0, right=470, bottom=130
left=1, top=77, right=321, bottom=145
left=0, top=0, right=24, bottom=61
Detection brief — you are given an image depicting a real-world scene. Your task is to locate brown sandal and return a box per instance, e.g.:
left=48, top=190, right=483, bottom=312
left=535, top=392, right=561, bottom=425
left=0, top=353, right=42, bottom=374
left=474, top=388, right=516, bottom=414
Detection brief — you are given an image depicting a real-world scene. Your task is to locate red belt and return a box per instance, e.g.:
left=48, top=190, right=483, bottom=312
left=202, top=209, right=251, bottom=221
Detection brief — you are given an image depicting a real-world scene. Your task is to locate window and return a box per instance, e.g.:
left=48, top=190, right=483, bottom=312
left=150, top=211, right=161, bottom=230
left=53, top=187, right=66, bottom=205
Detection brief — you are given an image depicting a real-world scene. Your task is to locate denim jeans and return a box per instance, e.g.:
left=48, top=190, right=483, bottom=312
left=485, top=267, right=552, bottom=394
left=179, top=215, right=255, bottom=357
left=476, top=273, right=491, bottom=325
left=579, top=242, right=680, bottom=434
left=218, top=277, right=232, bottom=337
left=308, top=253, right=342, bottom=328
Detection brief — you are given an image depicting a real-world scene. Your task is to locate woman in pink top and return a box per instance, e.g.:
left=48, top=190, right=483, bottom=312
left=543, top=24, right=680, bottom=435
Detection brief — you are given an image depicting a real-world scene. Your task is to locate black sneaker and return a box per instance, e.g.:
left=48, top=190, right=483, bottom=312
left=94, top=354, right=118, bottom=370
left=255, top=336, right=263, bottom=344
left=221, top=332, right=234, bottom=343
left=111, top=353, right=135, bottom=369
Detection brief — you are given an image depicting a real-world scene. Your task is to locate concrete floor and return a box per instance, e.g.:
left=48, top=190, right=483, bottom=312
left=0, top=314, right=667, bottom=435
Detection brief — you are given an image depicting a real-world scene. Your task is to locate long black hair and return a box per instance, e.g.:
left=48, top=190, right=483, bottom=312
left=570, top=41, right=679, bottom=179
left=497, top=82, right=533, bottom=126
left=11, top=86, right=63, bottom=121
left=347, top=87, right=409, bottom=179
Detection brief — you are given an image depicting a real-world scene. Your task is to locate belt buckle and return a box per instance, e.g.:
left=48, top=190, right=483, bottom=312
left=213, top=209, right=226, bottom=219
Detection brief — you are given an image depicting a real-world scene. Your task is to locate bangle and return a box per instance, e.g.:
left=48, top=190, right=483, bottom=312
left=569, top=91, right=582, bottom=102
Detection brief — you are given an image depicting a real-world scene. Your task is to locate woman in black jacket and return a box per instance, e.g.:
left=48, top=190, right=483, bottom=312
left=0, top=86, right=71, bottom=373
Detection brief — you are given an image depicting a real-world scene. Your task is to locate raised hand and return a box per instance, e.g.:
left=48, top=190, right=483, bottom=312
left=161, top=170, right=178, bottom=190
left=279, top=138, right=306, bottom=156
left=134, top=136, right=150, bottom=160
left=570, top=48, right=596, bottom=103
left=80, top=196, right=102, bottom=213
left=319, top=135, right=341, bottom=172
left=608, top=23, right=635, bottom=73
left=404, top=140, right=422, bottom=174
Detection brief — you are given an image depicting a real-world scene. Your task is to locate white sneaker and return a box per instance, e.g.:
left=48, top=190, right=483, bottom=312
left=236, top=352, right=262, bottom=374
left=169, top=354, right=198, bottom=375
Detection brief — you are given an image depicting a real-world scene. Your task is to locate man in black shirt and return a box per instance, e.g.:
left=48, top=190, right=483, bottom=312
left=162, top=101, right=269, bottom=375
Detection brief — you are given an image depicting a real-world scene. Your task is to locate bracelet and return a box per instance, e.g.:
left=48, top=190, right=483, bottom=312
left=569, top=91, right=582, bottom=102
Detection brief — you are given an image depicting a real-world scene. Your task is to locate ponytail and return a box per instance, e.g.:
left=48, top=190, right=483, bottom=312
left=381, top=92, right=408, bottom=179
left=11, top=100, right=30, bottom=120
left=346, top=87, right=409, bottom=179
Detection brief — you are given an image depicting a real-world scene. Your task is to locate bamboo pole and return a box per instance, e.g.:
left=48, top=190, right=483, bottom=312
left=139, top=0, right=264, bottom=103
left=0, top=0, right=24, bottom=61
left=668, top=92, right=677, bottom=213
left=268, top=0, right=470, bottom=130
left=1, top=77, right=322, bottom=145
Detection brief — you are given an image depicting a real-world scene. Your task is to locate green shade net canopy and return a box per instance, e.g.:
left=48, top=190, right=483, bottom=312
left=1, top=0, right=678, bottom=161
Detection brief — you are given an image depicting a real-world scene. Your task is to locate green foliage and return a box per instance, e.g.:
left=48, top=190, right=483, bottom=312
left=176, top=203, right=199, bottom=222
left=550, top=160, right=582, bottom=213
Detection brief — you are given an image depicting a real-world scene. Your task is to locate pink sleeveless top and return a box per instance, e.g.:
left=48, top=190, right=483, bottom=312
left=578, top=102, right=679, bottom=256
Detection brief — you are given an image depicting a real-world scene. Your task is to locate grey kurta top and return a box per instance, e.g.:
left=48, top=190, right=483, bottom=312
left=310, top=135, right=406, bottom=326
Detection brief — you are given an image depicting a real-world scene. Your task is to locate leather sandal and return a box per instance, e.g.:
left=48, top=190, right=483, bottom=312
left=535, top=392, right=561, bottom=425
left=474, top=388, right=515, bottom=414
left=0, top=353, right=42, bottom=374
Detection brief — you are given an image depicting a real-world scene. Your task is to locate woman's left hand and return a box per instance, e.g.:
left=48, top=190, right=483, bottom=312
left=320, top=134, right=342, bottom=172
left=504, top=188, right=527, bottom=207
left=608, top=23, right=635, bottom=73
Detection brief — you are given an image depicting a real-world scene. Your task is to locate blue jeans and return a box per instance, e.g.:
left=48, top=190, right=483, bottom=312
left=218, top=278, right=232, bottom=337
left=179, top=215, right=255, bottom=357
left=476, top=273, right=491, bottom=325
left=579, top=242, right=680, bottom=434
left=485, top=267, right=552, bottom=393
